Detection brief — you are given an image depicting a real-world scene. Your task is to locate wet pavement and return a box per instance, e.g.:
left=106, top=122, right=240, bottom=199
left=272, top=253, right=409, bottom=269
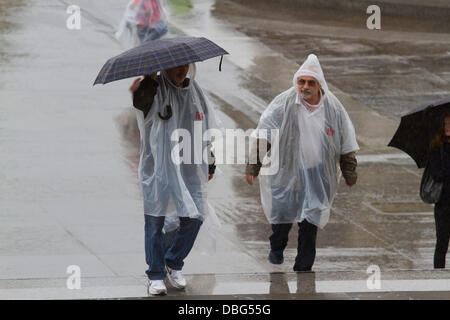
left=0, top=0, right=450, bottom=299
left=3, top=269, right=450, bottom=299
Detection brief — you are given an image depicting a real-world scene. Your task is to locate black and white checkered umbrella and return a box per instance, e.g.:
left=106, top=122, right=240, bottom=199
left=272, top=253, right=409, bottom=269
left=94, top=36, right=228, bottom=85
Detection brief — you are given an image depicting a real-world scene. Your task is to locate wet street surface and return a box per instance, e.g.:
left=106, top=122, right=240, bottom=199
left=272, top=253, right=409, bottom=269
left=1, top=0, right=450, bottom=299
left=214, top=0, right=450, bottom=120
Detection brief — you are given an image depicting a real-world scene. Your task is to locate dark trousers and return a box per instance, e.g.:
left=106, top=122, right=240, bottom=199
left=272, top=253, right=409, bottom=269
left=270, top=220, right=318, bottom=271
left=434, top=201, right=450, bottom=268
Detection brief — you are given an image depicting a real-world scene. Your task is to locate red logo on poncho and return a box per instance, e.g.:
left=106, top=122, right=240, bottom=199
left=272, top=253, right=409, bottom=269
left=196, top=112, right=204, bottom=121
left=326, top=127, right=335, bottom=136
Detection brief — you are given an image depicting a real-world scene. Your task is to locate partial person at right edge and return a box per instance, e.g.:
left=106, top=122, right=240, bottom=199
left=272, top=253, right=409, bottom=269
left=429, top=113, right=450, bottom=269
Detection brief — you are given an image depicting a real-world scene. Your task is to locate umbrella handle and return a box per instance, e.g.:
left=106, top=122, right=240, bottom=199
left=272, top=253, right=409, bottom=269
left=158, top=105, right=172, bottom=120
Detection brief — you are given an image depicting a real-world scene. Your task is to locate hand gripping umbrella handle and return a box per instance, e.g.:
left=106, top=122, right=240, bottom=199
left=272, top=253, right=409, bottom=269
left=158, top=105, right=172, bottom=120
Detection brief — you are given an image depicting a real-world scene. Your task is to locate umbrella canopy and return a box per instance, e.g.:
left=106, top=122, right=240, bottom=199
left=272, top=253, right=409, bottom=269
left=388, top=96, right=450, bottom=168
left=94, top=36, right=228, bottom=85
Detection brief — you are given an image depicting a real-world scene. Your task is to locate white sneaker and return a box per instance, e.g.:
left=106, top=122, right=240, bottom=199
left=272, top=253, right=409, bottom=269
left=166, top=266, right=187, bottom=290
left=147, top=280, right=167, bottom=296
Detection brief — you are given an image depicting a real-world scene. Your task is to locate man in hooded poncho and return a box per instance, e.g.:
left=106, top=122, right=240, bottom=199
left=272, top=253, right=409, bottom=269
left=245, top=54, right=359, bottom=271
left=130, top=63, right=223, bottom=295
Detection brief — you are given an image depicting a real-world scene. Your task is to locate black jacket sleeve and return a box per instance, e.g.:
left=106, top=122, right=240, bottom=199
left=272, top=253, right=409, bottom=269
left=208, top=151, right=216, bottom=175
left=132, top=76, right=159, bottom=118
left=207, top=142, right=216, bottom=175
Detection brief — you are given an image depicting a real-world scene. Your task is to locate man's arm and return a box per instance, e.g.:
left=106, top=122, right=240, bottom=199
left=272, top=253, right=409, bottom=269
left=245, top=139, right=271, bottom=178
left=207, top=142, right=216, bottom=179
left=131, top=74, right=158, bottom=118
left=340, top=151, right=357, bottom=186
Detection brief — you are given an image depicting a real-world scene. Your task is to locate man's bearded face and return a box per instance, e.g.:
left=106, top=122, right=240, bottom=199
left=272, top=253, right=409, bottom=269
left=297, top=76, right=321, bottom=103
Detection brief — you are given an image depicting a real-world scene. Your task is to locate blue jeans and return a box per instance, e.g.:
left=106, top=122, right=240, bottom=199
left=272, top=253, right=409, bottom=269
left=137, top=20, right=168, bottom=44
left=144, top=215, right=202, bottom=280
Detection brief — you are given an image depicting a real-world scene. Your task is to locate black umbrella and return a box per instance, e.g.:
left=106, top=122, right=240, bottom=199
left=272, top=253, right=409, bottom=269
left=388, top=96, right=450, bottom=168
left=94, top=36, right=228, bottom=85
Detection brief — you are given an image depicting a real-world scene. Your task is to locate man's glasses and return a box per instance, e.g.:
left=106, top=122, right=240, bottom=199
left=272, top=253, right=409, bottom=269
left=297, top=79, right=317, bottom=87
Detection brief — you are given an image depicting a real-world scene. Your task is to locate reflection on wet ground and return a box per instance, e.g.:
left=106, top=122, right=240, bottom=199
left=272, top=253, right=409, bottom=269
left=4, top=269, right=450, bottom=299
left=114, top=107, right=140, bottom=174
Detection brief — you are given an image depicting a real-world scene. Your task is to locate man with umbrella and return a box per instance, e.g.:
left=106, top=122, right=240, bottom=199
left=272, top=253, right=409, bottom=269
left=245, top=54, right=359, bottom=272
left=130, top=63, right=223, bottom=295
left=95, top=37, right=227, bottom=295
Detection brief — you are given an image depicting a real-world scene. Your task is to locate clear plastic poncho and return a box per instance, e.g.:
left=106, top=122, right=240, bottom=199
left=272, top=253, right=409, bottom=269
left=115, top=0, right=168, bottom=48
left=115, top=1, right=139, bottom=48
left=252, top=54, right=359, bottom=229
left=135, top=63, right=224, bottom=253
